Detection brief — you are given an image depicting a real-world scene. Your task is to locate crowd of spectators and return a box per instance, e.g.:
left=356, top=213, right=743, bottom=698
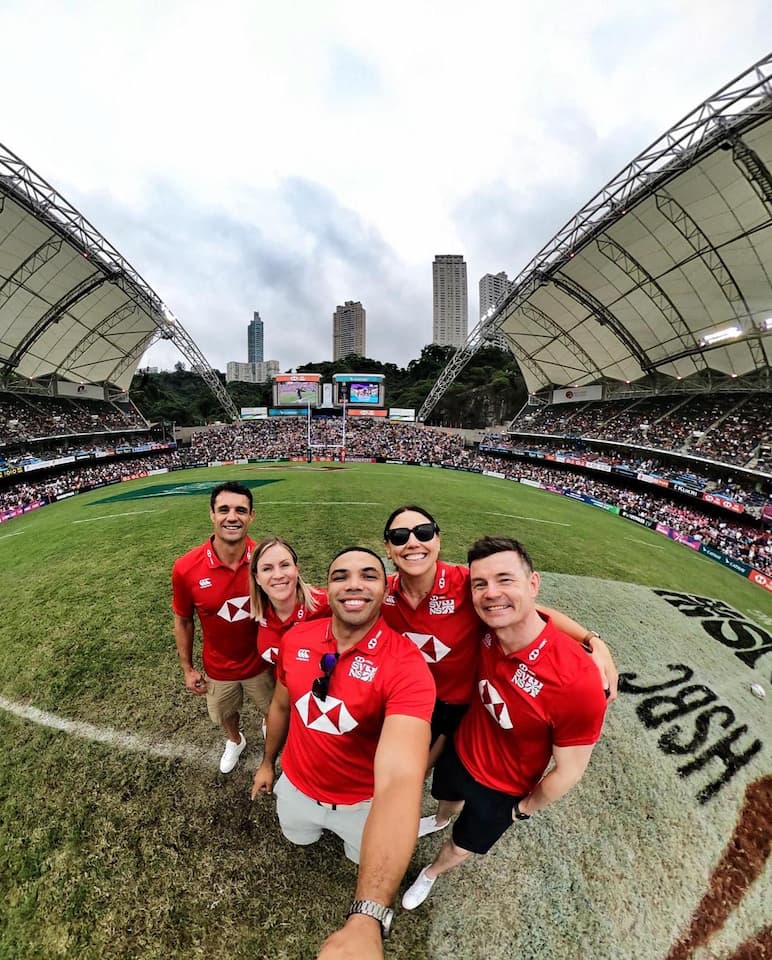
left=0, top=392, right=147, bottom=446
left=509, top=392, right=770, bottom=468
left=2, top=417, right=769, bottom=576
left=479, top=436, right=769, bottom=509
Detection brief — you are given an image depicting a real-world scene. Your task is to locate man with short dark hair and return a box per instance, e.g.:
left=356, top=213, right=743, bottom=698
left=252, top=546, right=435, bottom=959
left=172, top=481, right=273, bottom=773
left=402, top=535, right=607, bottom=910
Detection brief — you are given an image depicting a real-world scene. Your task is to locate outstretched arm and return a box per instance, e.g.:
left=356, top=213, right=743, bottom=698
left=316, top=714, right=431, bottom=959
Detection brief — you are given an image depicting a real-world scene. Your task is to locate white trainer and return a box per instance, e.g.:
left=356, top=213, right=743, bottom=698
left=402, top=867, right=437, bottom=910
left=418, top=815, right=450, bottom=837
left=219, top=733, right=246, bottom=773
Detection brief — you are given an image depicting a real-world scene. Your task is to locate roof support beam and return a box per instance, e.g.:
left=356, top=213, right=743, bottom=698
left=520, top=302, right=604, bottom=379
left=595, top=235, right=706, bottom=372
left=0, top=236, right=63, bottom=312
left=3, top=271, right=112, bottom=373
left=58, top=301, right=139, bottom=372
left=655, top=192, right=767, bottom=369
left=550, top=274, right=653, bottom=371
left=732, top=136, right=772, bottom=207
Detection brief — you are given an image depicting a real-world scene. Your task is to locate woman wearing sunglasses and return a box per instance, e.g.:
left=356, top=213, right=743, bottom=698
left=249, top=536, right=331, bottom=670
left=381, top=504, right=617, bottom=837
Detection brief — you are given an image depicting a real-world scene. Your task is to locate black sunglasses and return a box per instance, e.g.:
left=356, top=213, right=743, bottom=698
left=312, top=652, right=339, bottom=702
left=385, top=522, right=438, bottom=546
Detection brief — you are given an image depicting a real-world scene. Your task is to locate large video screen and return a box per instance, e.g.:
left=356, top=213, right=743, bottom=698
left=274, top=380, right=320, bottom=406
left=335, top=381, right=382, bottom=405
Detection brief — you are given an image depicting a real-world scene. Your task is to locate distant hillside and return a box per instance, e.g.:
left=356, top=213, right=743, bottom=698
left=129, top=344, right=526, bottom=428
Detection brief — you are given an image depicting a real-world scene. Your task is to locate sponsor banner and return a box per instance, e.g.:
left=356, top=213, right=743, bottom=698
left=56, top=491, right=76, bottom=501
left=269, top=408, right=306, bottom=417
left=119, top=472, right=147, bottom=483
left=672, top=482, right=700, bottom=498
left=702, top=491, right=744, bottom=514
left=620, top=508, right=655, bottom=528
left=483, top=470, right=506, bottom=479
left=585, top=496, right=607, bottom=509
left=612, top=466, right=637, bottom=478
left=24, top=455, right=75, bottom=472
left=747, top=567, right=772, bottom=593
left=147, top=468, right=169, bottom=476
left=132, top=444, right=152, bottom=453
left=207, top=458, right=249, bottom=467
left=638, top=472, right=669, bottom=487
left=240, top=406, right=268, bottom=420
left=542, top=484, right=564, bottom=494
left=594, top=461, right=612, bottom=473
left=346, top=407, right=387, bottom=417
left=346, top=457, right=377, bottom=463
left=388, top=408, right=415, bottom=421
left=551, top=385, right=602, bottom=404
left=0, top=505, right=25, bottom=523
left=21, top=500, right=46, bottom=514
left=75, top=452, right=93, bottom=460
left=762, top=504, right=772, bottom=521
left=520, top=478, right=541, bottom=488
left=697, top=544, right=752, bottom=577
left=0, top=466, right=23, bottom=478
left=56, top=381, right=104, bottom=401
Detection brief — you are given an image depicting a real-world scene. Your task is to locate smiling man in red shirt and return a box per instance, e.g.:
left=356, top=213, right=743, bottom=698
left=402, top=535, right=607, bottom=911
left=172, top=481, right=273, bottom=774
left=252, top=546, right=435, bottom=958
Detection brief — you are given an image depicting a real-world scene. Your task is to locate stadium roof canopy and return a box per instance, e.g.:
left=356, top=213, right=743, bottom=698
left=0, top=146, right=237, bottom=418
left=420, top=54, right=772, bottom=420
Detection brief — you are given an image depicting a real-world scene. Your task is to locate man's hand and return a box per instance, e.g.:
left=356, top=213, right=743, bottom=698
left=316, top=915, right=383, bottom=959
left=585, top=633, right=618, bottom=702
left=250, top=761, right=276, bottom=800
left=184, top=667, right=207, bottom=696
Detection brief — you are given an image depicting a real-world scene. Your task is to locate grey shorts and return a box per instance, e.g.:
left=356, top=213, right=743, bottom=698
left=273, top=773, right=372, bottom=864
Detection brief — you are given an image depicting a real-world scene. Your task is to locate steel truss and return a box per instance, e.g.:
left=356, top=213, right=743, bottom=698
left=0, top=143, right=238, bottom=421
left=418, top=53, right=772, bottom=422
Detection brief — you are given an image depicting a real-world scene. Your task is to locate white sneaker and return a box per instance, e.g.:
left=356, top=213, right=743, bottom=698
left=418, top=815, right=450, bottom=837
left=402, top=867, right=437, bottom=910
left=261, top=720, right=267, bottom=740
left=219, top=733, right=246, bottom=773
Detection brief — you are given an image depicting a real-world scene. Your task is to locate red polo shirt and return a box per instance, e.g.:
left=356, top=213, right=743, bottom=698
left=277, top=616, right=435, bottom=804
left=257, top=588, right=330, bottom=665
left=172, top=536, right=265, bottom=681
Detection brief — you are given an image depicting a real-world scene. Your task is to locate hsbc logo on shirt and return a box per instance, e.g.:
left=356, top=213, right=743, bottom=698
left=479, top=679, right=513, bottom=729
left=216, top=596, right=250, bottom=622
left=429, top=597, right=455, bottom=615
left=295, top=693, right=358, bottom=735
left=262, top=647, right=278, bottom=664
left=405, top=632, right=451, bottom=663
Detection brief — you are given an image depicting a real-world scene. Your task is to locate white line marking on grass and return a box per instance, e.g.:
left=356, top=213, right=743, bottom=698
left=0, top=531, right=24, bottom=540
left=0, top=695, right=213, bottom=764
left=73, top=510, right=160, bottom=524
left=624, top=537, right=666, bottom=550
left=485, top=512, right=570, bottom=527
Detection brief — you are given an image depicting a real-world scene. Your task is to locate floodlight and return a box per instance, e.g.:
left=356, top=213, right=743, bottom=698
left=698, top=325, right=742, bottom=346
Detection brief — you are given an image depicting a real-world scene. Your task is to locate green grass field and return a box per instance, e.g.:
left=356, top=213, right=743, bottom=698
left=0, top=463, right=769, bottom=960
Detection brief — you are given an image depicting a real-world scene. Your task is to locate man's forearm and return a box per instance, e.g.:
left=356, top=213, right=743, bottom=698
left=354, top=773, right=422, bottom=905
left=174, top=618, right=195, bottom=671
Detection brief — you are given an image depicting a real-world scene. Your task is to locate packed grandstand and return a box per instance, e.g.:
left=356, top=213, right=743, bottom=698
left=0, top=402, right=769, bottom=581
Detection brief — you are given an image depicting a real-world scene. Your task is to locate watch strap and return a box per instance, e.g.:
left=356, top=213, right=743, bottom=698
left=347, top=899, right=394, bottom=938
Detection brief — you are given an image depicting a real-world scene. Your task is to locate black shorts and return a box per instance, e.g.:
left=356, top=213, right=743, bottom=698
left=431, top=738, right=523, bottom=855
left=430, top=700, right=468, bottom=744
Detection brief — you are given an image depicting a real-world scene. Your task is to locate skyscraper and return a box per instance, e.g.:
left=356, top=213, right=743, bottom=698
left=479, top=271, right=510, bottom=350
left=333, top=301, right=366, bottom=360
left=248, top=311, right=264, bottom=364
left=432, top=255, right=468, bottom=347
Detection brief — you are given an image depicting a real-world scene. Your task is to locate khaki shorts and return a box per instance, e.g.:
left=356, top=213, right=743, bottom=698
left=273, top=773, right=372, bottom=864
left=206, top=670, right=275, bottom=725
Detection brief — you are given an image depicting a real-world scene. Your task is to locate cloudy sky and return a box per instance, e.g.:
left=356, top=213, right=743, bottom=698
left=1, top=0, right=771, bottom=373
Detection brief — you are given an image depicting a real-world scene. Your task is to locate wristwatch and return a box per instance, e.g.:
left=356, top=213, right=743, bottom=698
left=347, top=899, right=394, bottom=938
left=514, top=799, right=531, bottom=820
